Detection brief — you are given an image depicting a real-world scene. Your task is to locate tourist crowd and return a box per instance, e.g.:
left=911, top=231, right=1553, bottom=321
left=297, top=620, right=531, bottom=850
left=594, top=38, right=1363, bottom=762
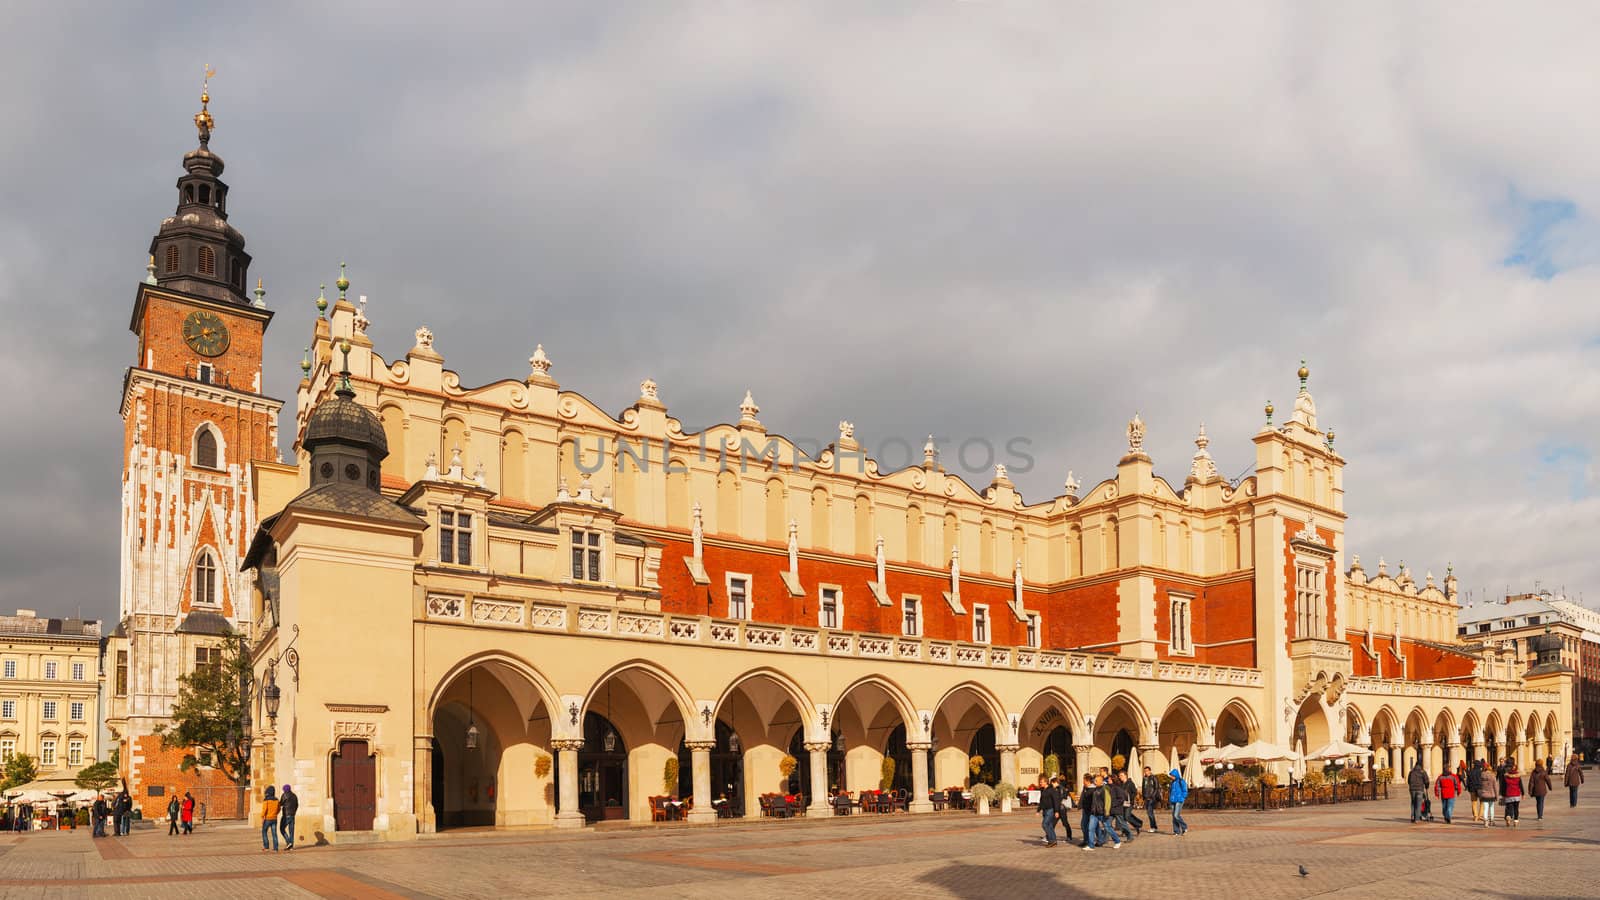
left=1407, top=754, right=1583, bottom=826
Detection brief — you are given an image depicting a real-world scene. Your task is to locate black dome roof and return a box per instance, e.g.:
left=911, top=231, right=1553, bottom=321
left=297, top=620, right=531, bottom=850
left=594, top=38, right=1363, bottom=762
left=303, top=391, right=388, bottom=458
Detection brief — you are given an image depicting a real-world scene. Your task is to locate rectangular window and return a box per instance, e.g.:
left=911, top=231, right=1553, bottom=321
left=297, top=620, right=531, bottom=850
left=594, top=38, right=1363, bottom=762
left=40, top=739, right=55, bottom=766
left=68, top=740, right=83, bottom=767
left=1295, top=562, right=1325, bottom=639
left=42, top=700, right=57, bottom=720
left=1026, top=613, right=1040, bottom=649
left=195, top=646, right=221, bottom=677
left=71, top=662, right=85, bottom=681
left=571, top=529, right=602, bottom=582
left=197, top=362, right=214, bottom=384
left=439, top=509, right=473, bottom=565
left=1170, top=596, right=1193, bottom=654
left=70, top=701, right=85, bottom=721
left=728, top=575, right=750, bottom=620
left=0, top=700, right=13, bottom=719
left=973, top=604, right=989, bottom=644
left=43, top=661, right=57, bottom=680
left=819, top=587, right=840, bottom=630
left=115, top=651, right=128, bottom=696
left=3, top=660, right=14, bottom=678
left=902, top=597, right=921, bottom=636
left=0, top=739, right=12, bottom=763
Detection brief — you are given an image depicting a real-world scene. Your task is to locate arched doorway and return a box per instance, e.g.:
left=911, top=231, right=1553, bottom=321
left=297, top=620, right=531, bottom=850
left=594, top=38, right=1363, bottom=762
left=884, top=724, right=917, bottom=792
left=718, top=671, right=813, bottom=813
left=675, top=721, right=745, bottom=813
left=1020, top=690, right=1084, bottom=787
left=1043, top=726, right=1075, bottom=783
left=967, top=724, right=998, bottom=786
left=1293, top=697, right=1333, bottom=757
left=1093, top=693, right=1147, bottom=774
left=576, top=664, right=692, bottom=821
left=430, top=658, right=554, bottom=830
left=1157, top=697, right=1206, bottom=774
left=576, top=712, right=628, bottom=821
left=932, top=684, right=1004, bottom=789
left=832, top=679, right=913, bottom=796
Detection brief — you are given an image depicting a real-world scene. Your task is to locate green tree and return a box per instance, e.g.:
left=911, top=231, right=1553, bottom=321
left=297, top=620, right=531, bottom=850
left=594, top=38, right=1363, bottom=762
left=2, top=753, right=38, bottom=791
left=75, top=747, right=120, bottom=792
left=156, top=636, right=251, bottom=784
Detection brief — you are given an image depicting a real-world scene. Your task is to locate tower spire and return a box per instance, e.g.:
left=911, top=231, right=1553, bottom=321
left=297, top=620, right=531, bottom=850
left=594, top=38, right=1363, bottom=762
left=194, top=64, right=216, bottom=147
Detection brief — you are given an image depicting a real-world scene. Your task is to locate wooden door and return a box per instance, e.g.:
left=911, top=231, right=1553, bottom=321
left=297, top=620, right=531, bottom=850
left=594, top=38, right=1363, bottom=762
left=332, top=740, right=376, bottom=831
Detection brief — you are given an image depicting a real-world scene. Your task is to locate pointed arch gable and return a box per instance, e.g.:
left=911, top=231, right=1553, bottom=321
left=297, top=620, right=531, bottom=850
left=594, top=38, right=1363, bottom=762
left=1093, top=690, right=1153, bottom=743
left=1215, top=697, right=1261, bottom=743
left=1158, top=694, right=1208, bottom=734
left=427, top=651, right=562, bottom=731
left=832, top=674, right=917, bottom=737
left=714, top=667, right=815, bottom=741
left=583, top=659, right=697, bottom=735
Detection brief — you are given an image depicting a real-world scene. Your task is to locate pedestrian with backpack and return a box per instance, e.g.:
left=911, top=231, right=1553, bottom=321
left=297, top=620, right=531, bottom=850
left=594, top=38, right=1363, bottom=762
left=1168, top=768, right=1190, bottom=836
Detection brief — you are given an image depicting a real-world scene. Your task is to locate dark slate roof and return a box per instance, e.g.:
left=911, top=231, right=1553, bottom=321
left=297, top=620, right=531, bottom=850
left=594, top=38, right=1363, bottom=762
left=278, top=482, right=423, bottom=526
left=175, top=610, right=234, bottom=636
left=303, top=393, right=388, bottom=457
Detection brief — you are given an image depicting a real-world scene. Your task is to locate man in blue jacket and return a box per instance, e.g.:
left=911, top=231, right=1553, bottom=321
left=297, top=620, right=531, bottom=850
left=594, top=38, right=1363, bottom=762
left=1168, top=768, right=1190, bottom=835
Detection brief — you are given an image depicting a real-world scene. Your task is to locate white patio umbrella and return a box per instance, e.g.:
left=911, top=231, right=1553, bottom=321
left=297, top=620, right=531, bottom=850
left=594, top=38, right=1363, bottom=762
left=1304, top=739, right=1375, bottom=762
left=1293, top=739, right=1306, bottom=780
left=1219, top=740, right=1301, bottom=764
left=1185, top=745, right=1208, bottom=788
left=1201, top=744, right=1241, bottom=765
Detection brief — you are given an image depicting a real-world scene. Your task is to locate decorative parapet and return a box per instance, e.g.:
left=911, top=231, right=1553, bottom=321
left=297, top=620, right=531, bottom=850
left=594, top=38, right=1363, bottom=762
left=1343, top=677, right=1559, bottom=705
left=425, top=594, right=1266, bottom=688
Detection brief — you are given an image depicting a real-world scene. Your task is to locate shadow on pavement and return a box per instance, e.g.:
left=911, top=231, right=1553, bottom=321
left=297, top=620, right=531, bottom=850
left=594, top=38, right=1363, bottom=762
left=918, top=861, right=1103, bottom=900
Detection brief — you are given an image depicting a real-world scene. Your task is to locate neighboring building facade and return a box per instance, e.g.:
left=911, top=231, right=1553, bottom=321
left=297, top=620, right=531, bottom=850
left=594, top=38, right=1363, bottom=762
left=0, top=611, right=101, bottom=776
left=102, top=84, right=282, bottom=816
left=1458, top=592, right=1600, bottom=757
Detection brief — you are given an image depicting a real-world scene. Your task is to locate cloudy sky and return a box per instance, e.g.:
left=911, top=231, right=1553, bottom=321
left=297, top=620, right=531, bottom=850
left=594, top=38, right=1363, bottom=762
left=3, top=2, right=1598, bottom=624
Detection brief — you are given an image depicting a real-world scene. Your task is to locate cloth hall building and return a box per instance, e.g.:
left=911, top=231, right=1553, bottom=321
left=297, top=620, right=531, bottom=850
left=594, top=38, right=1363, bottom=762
left=110, top=93, right=1574, bottom=841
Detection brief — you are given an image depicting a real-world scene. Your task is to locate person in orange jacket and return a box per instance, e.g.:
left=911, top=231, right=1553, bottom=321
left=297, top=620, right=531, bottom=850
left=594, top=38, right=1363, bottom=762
left=1432, top=768, right=1462, bottom=824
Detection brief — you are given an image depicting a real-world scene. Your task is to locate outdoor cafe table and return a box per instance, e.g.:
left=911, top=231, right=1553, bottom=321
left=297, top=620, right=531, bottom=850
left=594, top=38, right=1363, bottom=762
left=1025, top=790, right=1041, bottom=806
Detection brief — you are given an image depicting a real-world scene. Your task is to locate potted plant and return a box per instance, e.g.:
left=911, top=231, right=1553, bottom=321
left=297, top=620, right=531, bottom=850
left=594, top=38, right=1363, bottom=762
left=970, top=783, right=996, bottom=815
left=534, top=754, right=552, bottom=779
left=968, top=754, right=985, bottom=784
left=1111, top=753, right=1127, bottom=774
left=664, top=757, right=680, bottom=796
left=994, top=781, right=1018, bottom=814
left=778, top=754, right=798, bottom=781
left=880, top=757, right=896, bottom=791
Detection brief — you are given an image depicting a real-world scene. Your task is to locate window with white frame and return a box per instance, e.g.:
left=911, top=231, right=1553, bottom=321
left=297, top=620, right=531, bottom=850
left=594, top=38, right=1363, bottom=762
left=43, top=661, right=56, bottom=680
left=973, top=604, right=989, bottom=644
left=71, top=662, right=84, bottom=681
left=1169, top=594, right=1193, bottom=655
left=727, top=574, right=751, bottom=620
left=70, top=701, right=84, bottom=721
left=194, top=549, right=219, bottom=606
left=1026, top=613, right=1040, bottom=649
left=40, top=738, right=56, bottom=766
left=42, top=700, right=57, bottom=720
left=0, top=700, right=13, bottom=719
left=1295, top=561, right=1325, bottom=639
left=1, top=660, right=12, bottom=678
left=571, top=529, right=603, bottom=582
left=902, top=596, right=921, bottom=636
left=0, top=738, right=12, bottom=762
left=67, top=740, right=83, bottom=767
left=819, top=587, right=841, bottom=630
left=439, top=509, right=473, bottom=565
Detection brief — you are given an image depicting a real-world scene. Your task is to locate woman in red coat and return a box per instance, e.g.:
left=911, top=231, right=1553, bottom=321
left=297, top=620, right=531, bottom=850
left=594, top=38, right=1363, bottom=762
left=180, top=793, right=196, bottom=835
left=1501, top=761, right=1524, bottom=828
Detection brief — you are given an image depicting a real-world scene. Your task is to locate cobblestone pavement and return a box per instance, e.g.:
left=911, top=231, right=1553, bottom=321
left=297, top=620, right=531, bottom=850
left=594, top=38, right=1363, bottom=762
left=1, top=794, right=1595, bottom=898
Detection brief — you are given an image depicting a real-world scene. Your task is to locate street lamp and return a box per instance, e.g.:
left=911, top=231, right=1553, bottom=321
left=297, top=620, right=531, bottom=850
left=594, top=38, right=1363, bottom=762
left=264, top=681, right=281, bottom=724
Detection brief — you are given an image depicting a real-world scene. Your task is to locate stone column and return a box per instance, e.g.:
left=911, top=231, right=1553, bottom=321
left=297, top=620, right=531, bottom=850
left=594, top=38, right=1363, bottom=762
left=908, top=743, right=933, bottom=813
left=553, top=739, right=585, bottom=829
left=686, top=742, right=716, bottom=823
left=1136, top=744, right=1161, bottom=776
left=413, top=735, right=436, bottom=833
left=1073, top=744, right=1093, bottom=786
left=1387, top=744, right=1404, bottom=782
left=1421, top=741, right=1437, bottom=774
left=1447, top=743, right=1464, bottom=772
left=997, top=744, right=1020, bottom=786
left=805, top=742, right=832, bottom=815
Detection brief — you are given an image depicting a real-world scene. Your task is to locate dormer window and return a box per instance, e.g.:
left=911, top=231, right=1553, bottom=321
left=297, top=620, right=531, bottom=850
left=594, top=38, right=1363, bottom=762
left=439, top=509, right=473, bottom=566
left=571, top=529, right=602, bottom=582
left=819, top=586, right=841, bottom=630
left=1026, top=612, right=1041, bottom=649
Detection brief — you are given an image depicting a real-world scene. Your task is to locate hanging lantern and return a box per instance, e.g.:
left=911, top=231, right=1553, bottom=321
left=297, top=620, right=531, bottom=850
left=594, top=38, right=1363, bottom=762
left=603, top=727, right=618, bottom=753
left=466, top=721, right=480, bottom=750
left=728, top=733, right=741, bottom=754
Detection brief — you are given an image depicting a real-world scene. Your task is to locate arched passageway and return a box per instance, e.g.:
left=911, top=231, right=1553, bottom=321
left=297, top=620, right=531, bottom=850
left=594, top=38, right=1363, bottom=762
left=430, top=659, right=554, bottom=829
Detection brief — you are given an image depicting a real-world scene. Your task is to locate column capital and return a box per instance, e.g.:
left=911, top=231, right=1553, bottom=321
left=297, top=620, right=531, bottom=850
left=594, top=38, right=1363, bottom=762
left=803, top=742, right=833, bottom=753
left=906, top=742, right=932, bottom=752
left=995, top=744, right=1020, bottom=753
left=684, top=741, right=716, bottom=752
left=1136, top=744, right=1160, bottom=753
left=1073, top=744, right=1094, bottom=753
left=551, top=739, right=585, bottom=752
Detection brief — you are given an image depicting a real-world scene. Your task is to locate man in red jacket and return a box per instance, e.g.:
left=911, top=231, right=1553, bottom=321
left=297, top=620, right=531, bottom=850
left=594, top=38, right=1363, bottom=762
left=1433, top=769, right=1462, bottom=825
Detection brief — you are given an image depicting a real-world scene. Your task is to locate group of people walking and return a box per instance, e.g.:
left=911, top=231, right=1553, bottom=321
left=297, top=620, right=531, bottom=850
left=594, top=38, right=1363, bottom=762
left=164, top=791, right=198, bottom=835
left=258, top=785, right=299, bottom=851
left=1037, top=765, right=1191, bottom=849
left=1408, top=754, right=1585, bottom=827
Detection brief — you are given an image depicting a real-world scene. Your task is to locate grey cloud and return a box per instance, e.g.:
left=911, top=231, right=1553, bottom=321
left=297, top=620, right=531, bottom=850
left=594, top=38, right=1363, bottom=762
left=2, top=2, right=1599, bottom=622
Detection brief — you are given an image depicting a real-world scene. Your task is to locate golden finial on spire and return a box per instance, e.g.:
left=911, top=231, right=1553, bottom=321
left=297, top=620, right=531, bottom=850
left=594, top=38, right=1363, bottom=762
left=194, top=64, right=217, bottom=146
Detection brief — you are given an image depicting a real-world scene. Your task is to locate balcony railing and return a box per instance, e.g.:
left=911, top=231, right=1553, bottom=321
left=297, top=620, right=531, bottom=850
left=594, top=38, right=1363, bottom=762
left=1343, top=676, right=1558, bottom=705
left=423, top=593, right=1265, bottom=687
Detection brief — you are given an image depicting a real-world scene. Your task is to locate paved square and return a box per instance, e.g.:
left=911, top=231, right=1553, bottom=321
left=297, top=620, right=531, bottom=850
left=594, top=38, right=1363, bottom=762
left=1, top=794, right=1594, bottom=898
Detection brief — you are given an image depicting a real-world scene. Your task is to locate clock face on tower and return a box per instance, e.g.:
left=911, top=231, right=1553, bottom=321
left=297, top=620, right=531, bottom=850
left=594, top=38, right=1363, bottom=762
left=182, top=310, right=230, bottom=357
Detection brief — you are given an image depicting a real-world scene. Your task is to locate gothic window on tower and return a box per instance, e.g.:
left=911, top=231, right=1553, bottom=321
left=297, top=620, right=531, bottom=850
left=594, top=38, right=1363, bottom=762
left=1295, top=561, right=1325, bottom=639
left=194, top=426, right=219, bottom=469
left=439, top=509, right=473, bottom=566
left=165, top=244, right=179, bottom=273
left=193, top=550, right=219, bottom=607
left=198, top=246, right=215, bottom=276
left=1169, top=594, right=1194, bottom=656
left=115, top=651, right=128, bottom=696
